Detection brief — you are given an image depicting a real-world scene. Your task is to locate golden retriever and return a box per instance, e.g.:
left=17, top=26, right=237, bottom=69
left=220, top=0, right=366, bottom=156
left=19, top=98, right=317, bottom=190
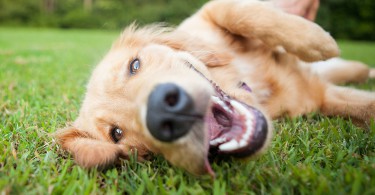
left=56, top=0, right=375, bottom=176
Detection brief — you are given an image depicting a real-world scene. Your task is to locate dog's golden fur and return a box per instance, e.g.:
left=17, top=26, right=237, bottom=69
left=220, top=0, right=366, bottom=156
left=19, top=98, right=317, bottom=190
left=56, top=0, right=375, bottom=175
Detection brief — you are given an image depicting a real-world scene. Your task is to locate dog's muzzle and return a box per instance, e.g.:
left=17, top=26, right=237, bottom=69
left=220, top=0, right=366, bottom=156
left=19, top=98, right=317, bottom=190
left=146, top=83, right=201, bottom=142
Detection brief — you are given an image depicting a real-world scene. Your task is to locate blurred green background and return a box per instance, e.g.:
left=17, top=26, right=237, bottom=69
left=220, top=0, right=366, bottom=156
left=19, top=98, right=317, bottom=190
left=0, top=0, right=374, bottom=41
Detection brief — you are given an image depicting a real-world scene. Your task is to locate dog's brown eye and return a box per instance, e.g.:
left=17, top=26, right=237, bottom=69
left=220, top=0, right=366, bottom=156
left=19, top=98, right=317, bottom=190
left=111, top=127, right=123, bottom=143
left=130, top=58, right=141, bottom=75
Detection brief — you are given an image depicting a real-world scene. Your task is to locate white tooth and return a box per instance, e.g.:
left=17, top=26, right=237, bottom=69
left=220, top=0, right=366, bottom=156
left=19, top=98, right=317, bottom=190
left=209, top=137, right=226, bottom=146
left=238, top=123, right=255, bottom=148
left=211, top=96, right=233, bottom=114
left=242, top=120, right=253, bottom=139
left=219, top=139, right=240, bottom=151
left=223, top=106, right=232, bottom=114
left=230, top=100, right=248, bottom=115
left=239, top=140, right=247, bottom=147
left=230, top=100, right=256, bottom=146
left=247, top=112, right=254, bottom=121
left=211, top=96, right=221, bottom=103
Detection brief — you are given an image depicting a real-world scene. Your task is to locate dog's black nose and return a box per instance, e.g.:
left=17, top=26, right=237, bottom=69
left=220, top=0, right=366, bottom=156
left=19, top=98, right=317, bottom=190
left=146, top=83, right=197, bottom=142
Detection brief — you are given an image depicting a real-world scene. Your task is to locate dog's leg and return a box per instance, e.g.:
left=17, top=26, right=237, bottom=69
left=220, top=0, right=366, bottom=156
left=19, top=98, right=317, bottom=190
left=321, top=85, right=375, bottom=126
left=199, top=0, right=339, bottom=62
left=311, top=58, right=372, bottom=84
left=370, top=68, right=375, bottom=79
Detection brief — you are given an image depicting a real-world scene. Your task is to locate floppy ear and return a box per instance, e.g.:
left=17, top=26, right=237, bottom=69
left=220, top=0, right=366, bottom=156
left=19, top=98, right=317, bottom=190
left=55, top=126, right=123, bottom=168
left=156, top=31, right=233, bottom=67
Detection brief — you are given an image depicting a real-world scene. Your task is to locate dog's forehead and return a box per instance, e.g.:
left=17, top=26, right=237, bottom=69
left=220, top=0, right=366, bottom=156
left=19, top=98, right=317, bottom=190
left=141, top=43, right=174, bottom=53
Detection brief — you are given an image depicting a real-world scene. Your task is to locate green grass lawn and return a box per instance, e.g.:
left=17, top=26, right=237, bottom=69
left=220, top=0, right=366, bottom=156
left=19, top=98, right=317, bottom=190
left=0, top=27, right=374, bottom=194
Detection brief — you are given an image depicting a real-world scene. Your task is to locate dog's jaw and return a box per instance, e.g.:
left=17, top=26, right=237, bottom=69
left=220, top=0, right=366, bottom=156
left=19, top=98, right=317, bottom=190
left=186, top=61, right=270, bottom=157
left=206, top=96, right=269, bottom=156
left=165, top=63, right=271, bottom=175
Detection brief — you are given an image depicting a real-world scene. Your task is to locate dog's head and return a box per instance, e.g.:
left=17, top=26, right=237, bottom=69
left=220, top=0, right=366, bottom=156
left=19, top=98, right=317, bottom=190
left=56, top=25, right=272, bottom=175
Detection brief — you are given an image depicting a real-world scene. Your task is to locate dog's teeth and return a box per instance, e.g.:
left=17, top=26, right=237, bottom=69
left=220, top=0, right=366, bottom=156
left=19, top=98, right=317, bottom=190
left=211, top=96, right=233, bottom=114
left=230, top=100, right=255, bottom=145
left=211, top=96, right=221, bottom=103
left=223, top=107, right=232, bottom=114
left=219, top=139, right=240, bottom=151
left=210, top=137, right=226, bottom=146
left=241, top=118, right=253, bottom=141
left=212, top=99, right=257, bottom=152
left=230, top=100, right=247, bottom=116
left=239, top=139, right=247, bottom=147
left=224, top=106, right=232, bottom=113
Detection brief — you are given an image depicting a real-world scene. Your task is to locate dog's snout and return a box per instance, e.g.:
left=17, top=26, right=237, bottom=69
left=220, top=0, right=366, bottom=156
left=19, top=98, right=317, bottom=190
left=146, top=83, right=197, bottom=142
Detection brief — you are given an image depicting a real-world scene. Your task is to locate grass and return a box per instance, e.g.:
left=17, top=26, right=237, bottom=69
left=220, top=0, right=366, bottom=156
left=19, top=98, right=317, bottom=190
left=0, top=27, right=374, bottom=194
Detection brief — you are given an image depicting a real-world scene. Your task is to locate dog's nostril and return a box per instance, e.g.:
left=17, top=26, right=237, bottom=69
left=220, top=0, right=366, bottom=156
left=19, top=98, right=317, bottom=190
left=165, top=91, right=179, bottom=107
left=161, top=121, right=173, bottom=137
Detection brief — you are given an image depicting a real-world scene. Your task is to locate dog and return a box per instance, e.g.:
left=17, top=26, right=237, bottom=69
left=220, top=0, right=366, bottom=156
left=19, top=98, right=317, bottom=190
left=55, top=0, right=375, bottom=176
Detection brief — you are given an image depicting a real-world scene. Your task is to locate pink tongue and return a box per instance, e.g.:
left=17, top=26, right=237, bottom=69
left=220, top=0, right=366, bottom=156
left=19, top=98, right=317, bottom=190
left=204, top=158, right=215, bottom=178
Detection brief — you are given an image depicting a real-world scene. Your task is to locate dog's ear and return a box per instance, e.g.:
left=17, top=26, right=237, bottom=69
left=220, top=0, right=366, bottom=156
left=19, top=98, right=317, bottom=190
left=157, top=31, right=233, bottom=67
left=55, top=126, right=122, bottom=168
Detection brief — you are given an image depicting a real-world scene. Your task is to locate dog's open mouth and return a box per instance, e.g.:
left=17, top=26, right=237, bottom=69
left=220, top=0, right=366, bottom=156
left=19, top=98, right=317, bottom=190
left=202, top=84, right=268, bottom=176
left=206, top=85, right=268, bottom=156
left=187, top=65, right=269, bottom=176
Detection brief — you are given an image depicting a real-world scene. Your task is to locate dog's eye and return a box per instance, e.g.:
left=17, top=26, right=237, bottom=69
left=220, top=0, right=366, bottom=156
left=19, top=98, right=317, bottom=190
left=129, top=58, right=141, bottom=75
left=111, top=127, right=123, bottom=143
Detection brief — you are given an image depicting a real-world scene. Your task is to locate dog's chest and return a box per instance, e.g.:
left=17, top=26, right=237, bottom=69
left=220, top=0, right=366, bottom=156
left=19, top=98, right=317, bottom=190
left=232, top=56, right=256, bottom=75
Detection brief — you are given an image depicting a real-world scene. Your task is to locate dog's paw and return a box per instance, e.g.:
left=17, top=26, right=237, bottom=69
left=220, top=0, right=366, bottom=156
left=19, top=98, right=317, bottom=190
left=287, top=22, right=340, bottom=62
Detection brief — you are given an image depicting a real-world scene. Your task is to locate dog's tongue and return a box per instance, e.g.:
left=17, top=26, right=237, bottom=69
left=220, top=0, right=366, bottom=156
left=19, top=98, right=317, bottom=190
left=204, top=158, right=215, bottom=177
